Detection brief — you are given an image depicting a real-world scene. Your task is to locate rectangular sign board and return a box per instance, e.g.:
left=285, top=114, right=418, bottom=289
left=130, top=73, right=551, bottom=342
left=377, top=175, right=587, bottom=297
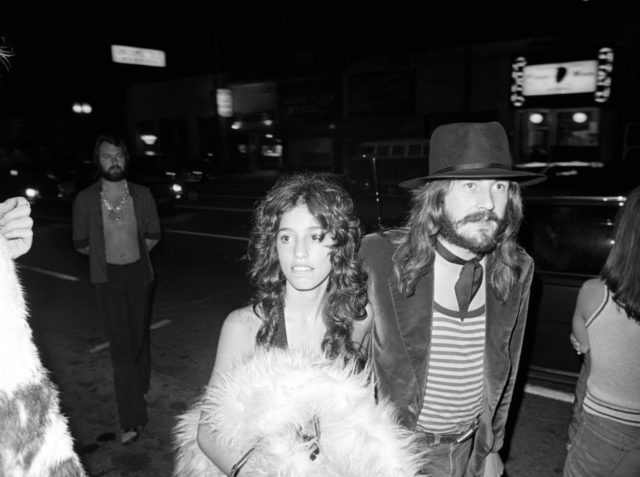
left=522, top=60, right=597, bottom=96
left=111, top=45, right=166, bottom=67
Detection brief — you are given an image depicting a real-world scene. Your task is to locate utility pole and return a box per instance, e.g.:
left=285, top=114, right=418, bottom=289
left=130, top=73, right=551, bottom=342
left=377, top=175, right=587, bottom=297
left=369, top=154, right=383, bottom=230
left=212, top=33, right=231, bottom=175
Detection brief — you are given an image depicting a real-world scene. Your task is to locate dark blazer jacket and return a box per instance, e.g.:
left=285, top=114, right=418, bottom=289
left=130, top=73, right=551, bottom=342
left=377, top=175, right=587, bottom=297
left=361, top=232, right=534, bottom=476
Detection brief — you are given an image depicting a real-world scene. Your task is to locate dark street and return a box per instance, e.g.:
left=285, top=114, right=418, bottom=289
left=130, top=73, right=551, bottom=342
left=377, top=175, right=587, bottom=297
left=2, top=7, right=637, bottom=476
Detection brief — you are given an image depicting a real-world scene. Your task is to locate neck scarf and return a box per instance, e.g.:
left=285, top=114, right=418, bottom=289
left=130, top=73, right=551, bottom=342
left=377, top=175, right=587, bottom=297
left=435, top=240, right=483, bottom=319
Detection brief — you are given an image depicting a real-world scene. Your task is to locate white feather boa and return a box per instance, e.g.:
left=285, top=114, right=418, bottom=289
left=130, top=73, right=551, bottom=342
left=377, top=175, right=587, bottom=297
left=0, top=236, right=86, bottom=476
left=173, top=347, right=425, bottom=476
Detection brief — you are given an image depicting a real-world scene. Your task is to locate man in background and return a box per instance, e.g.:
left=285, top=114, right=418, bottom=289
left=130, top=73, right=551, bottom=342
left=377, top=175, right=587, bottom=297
left=72, top=134, right=160, bottom=445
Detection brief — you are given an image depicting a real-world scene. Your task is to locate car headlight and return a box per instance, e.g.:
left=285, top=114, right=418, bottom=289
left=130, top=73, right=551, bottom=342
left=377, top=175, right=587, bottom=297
left=25, top=187, right=39, bottom=200
left=171, top=183, right=183, bottom=198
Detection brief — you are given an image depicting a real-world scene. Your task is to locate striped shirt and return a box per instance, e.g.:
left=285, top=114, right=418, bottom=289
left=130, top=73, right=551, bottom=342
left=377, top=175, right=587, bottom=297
left=417, top=252, right=486, bottom=434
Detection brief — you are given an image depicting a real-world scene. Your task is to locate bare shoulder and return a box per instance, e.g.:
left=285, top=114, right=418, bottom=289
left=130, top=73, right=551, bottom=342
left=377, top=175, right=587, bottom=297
left=576, top=277, right=606, bottom=314
left=211, top=306, right=263, bottom=381
left=579, top=277, right=605, bottom=297
left=222, top=305, right=263, bottom=337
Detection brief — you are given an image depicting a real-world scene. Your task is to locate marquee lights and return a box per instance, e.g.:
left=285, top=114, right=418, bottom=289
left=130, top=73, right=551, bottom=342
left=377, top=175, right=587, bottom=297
left=510, top=57, right=526, bottom=107
left=595, top=47, right=614, bottom=103
left=511, top=47, right=614, bottom=106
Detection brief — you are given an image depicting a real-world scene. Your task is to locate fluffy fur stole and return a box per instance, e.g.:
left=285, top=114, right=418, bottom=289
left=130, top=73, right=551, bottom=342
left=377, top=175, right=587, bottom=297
left=0, top=236, right=87, bottom=477
left=173, top=347, right=425, bottom=477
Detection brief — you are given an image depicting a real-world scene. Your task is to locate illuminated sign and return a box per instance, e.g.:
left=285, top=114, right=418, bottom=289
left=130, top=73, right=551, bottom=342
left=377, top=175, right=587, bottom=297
left=111, top=45, right=166, bottom=67
left=216, top=88, right=233, bottom=117
left=511, top=48, right=614, bottom=106
left=522, top=60, right=597, bottom=96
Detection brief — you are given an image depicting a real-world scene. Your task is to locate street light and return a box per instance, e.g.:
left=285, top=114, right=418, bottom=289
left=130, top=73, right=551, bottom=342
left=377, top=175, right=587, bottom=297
left=72, top=102, right=92, bottom=114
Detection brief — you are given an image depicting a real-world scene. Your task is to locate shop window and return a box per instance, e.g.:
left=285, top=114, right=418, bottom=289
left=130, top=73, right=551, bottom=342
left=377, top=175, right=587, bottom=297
left=408, top=144, right=422, bottom=156
left=517, top=108, right=599, bottom=164
left=391, top=145, right=406, bottom=156
left=360, top=145, right=375, bottom=156
left=557, top=111, right=599, bottom=147
left=376, top=145, right=390, bottom=157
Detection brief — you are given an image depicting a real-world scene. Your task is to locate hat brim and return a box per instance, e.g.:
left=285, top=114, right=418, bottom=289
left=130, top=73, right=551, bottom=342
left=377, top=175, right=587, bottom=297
left=399, top=168, right=547, bottom=189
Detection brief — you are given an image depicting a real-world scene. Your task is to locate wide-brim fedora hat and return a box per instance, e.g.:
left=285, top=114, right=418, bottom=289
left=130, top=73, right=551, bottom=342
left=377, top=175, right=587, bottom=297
left=399, top=121, right=546, bottom=189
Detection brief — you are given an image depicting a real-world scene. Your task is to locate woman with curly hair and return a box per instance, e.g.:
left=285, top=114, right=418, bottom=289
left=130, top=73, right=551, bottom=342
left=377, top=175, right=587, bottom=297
left=195, top=172, right=372, bottom=474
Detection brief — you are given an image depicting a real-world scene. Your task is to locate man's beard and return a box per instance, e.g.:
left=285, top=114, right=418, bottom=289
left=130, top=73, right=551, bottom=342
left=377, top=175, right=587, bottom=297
left=438, top=210, right=507, bottom=254
left=101, top=165, right=127, bottom=182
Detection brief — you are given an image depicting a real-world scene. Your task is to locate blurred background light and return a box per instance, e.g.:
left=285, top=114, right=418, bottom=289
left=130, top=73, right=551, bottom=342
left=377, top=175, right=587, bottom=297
left=572, top=111, right=588, bottom=123
left=529, top=112, right=545, bottom=124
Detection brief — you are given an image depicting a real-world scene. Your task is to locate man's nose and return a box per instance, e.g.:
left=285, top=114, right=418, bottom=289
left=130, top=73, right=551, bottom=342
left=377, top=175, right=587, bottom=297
left=477, top=187, right=496, bottom=210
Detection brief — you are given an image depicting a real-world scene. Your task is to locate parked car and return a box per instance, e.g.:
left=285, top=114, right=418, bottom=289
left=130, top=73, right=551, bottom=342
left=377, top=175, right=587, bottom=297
left=128, top=156, right=185, bottom=213
left=516, top=159, right=640, bottom=389
left=164, top=158, right=217, bottom=184
left=0, top=164, right=76, bottom=203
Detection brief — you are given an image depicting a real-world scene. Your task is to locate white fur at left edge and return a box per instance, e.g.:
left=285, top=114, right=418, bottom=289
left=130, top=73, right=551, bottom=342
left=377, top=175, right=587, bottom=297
left=0, top=236, right=87, bottom=476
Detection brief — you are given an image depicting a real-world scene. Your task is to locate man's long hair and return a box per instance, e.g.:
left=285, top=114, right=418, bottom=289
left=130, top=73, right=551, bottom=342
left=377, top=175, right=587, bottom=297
left=601, top=185, right=640, bottom=322
left=248, top=172, right=368, bottom=362
left=392, top=180, right=527, bottom=302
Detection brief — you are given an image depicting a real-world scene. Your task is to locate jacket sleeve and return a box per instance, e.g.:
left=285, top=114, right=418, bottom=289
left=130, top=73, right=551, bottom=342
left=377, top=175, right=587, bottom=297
left=142, top=188, right=161, bottom=241
left=71, top=192, right=90, bottom=250
left=491, top=258, right=535, bottom=452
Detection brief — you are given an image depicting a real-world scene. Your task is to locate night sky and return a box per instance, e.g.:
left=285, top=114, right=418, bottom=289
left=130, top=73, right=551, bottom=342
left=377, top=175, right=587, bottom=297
left=1, top=2, right=636, bottom=118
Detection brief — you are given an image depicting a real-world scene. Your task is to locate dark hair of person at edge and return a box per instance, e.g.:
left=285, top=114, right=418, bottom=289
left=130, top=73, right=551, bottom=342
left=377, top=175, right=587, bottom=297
left=601, top=185, right=640, bottom=323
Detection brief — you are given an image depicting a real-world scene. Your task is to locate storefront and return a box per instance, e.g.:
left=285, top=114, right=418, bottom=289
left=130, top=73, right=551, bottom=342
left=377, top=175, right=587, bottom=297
left=278, top=75, right=342, bottom=172
left=510, top=46, right=615, bottom=165
left=228, top=81, right=281, bottom=172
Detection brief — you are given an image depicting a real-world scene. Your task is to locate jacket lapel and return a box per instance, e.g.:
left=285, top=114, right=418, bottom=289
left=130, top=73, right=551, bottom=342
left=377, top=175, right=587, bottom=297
left=484, top=276, right=523, bottom=412
left=388, top=268, right=433, bottom=424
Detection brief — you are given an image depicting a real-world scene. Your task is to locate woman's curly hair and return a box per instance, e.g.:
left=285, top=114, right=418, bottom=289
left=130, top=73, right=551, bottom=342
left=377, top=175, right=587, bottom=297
left=247, top=172, right=368, bottom=362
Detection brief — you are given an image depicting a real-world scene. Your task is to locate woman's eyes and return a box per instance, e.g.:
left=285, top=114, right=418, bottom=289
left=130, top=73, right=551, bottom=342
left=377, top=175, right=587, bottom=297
left=278, top=232, right=326, bottom=243
left=278, top=234, right=291, bottom=243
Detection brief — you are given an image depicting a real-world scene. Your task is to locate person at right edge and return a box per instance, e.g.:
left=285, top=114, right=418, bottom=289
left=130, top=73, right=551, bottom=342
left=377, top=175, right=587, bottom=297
left=563, top=184, right=640, bottom=477
left=360, top=121, right=546, bottom=476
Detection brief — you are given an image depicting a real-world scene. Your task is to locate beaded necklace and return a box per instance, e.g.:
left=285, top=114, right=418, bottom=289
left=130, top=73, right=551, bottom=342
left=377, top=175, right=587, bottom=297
left=101, top=182, right=130, bottom=222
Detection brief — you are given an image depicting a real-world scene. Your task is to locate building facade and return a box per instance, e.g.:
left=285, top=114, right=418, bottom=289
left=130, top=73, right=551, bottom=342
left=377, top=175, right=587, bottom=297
left=123, top=31, right=640, bottom=178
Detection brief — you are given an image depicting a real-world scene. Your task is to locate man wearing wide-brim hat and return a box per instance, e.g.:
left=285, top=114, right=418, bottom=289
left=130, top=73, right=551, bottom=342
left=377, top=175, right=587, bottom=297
left=361, top=121, right=545, bottom=476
